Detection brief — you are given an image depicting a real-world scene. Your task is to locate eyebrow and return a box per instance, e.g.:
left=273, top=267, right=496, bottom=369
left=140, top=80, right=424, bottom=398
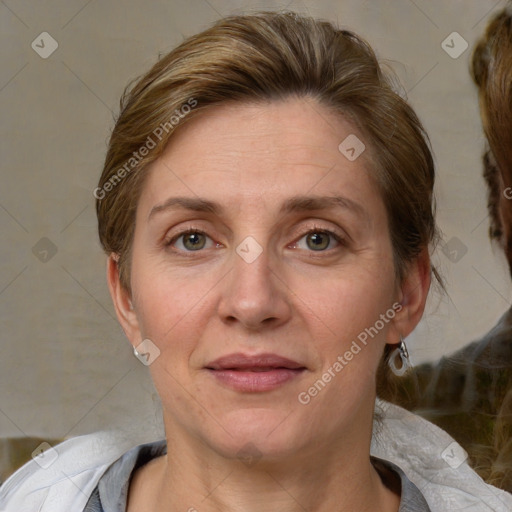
left=148, top=194, right=367, bottom=221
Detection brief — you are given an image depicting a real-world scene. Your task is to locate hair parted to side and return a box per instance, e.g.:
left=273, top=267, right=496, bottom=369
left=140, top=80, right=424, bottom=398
left=471, top=4, right=512, bottom=269
left=96, top=10, right=440, bottom=294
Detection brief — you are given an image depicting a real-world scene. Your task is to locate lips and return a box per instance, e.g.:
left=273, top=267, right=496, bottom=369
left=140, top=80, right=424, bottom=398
left=205, top=353, right=306, bottom=392
left=205, top=353, right=305, bottom=371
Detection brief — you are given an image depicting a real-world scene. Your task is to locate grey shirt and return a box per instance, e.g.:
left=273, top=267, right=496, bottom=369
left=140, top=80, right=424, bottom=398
left=84, top=440, right=432, bottom=511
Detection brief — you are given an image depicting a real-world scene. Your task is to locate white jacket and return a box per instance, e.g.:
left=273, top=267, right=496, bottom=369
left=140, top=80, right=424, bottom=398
left=1, top=400, right=511, bottom=511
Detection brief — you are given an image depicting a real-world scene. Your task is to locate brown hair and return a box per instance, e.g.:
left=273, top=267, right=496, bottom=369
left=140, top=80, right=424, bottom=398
left=96, top=11, right=439, bottom=297
left=470, top=4, right=512, bottom=489
left=471, top=5, right=512, bottom=273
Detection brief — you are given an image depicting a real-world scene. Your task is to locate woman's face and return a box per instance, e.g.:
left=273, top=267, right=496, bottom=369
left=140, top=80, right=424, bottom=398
left=113, top=97, right=422, bottom=462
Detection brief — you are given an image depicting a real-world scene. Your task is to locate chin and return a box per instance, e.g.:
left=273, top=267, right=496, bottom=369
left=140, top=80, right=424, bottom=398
left=208, top=407, right=304, bottom=461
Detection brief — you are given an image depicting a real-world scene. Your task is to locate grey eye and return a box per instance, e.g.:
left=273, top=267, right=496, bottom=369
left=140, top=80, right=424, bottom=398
left=181, top=232, right=207, bottom=251
left=306, top=232, right=331, bottom=251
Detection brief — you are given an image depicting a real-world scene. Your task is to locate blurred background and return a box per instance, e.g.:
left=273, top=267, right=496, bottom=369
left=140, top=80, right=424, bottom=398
left=1, top=0, right=510, bottom=479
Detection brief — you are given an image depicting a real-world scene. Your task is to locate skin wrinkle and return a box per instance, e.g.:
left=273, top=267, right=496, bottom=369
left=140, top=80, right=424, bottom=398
left=146, top=194, right=372, bottom=252
left=148, top=194, right=369, bottom=224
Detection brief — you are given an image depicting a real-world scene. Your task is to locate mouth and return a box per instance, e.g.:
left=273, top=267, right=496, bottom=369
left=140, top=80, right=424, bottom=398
left=205, top=353, right=306, bottom=392
left=206, top=353, right=305, bottom=371
left=215, top=366, right=296, bottom=372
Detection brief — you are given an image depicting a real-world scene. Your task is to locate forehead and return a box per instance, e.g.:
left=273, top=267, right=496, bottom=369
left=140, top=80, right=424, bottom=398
left=138, top=97, right=381, bottom=217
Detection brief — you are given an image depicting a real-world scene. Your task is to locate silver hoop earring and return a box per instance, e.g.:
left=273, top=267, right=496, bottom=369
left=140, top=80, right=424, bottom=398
left=389, top=336, right=411, bottom=376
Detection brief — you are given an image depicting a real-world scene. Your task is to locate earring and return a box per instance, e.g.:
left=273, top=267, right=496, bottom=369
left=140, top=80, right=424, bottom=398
left=388, top=336, right=411, bottom=376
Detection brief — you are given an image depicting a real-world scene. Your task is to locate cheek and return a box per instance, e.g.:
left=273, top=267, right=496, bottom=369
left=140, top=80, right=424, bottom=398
left=296, top=274, right=396, bottom=409
left=130, top=253, right=210, bottom=352
left=292, top=261, right=395, bottom=343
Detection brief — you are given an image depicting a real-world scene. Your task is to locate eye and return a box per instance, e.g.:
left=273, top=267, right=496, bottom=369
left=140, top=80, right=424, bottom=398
left=293, top=228, right=344, bottom=252
left=165, top=229, right=216, bottom=252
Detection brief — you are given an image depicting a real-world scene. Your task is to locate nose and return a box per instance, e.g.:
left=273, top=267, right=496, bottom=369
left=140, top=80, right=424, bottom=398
left=217, top=240, right=292, bottom=331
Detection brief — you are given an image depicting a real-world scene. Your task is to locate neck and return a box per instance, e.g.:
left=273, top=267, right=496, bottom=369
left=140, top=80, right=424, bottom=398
left=127, top=417, right=400, bottom=512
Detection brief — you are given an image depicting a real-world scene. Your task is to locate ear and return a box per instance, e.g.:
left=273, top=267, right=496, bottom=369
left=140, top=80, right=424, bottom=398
left=387, top=248, right=431, bottom=343
left=106, top=253, right=141, bottom=348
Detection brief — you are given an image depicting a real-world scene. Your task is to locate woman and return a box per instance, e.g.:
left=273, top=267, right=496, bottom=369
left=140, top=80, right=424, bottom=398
left=1, top=11, right=511, bottom=512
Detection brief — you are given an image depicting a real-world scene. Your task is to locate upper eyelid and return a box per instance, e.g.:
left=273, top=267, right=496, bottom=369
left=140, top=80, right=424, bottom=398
left=291, top=228, right=346, bottom=250
left=165, top=225, right=346, bottom=249
left=164, top=227, right=210, bottom=245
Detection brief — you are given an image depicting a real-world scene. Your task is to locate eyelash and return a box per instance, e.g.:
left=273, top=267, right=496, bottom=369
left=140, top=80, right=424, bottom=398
left=163, top=225, right=346, bottom=255
left=164, top=228, right=211, bottom=250
left=294, top=226, right=347, bottom=253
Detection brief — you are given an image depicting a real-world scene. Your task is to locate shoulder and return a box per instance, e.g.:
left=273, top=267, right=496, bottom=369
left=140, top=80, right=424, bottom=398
left=371, top=399, right=512, bottom=511
left=0, top=431, right=142, bottom=512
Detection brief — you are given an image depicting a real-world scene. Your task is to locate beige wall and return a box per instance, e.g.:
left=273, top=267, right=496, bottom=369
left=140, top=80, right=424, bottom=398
left=1, top=0, right=509, bottom=440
